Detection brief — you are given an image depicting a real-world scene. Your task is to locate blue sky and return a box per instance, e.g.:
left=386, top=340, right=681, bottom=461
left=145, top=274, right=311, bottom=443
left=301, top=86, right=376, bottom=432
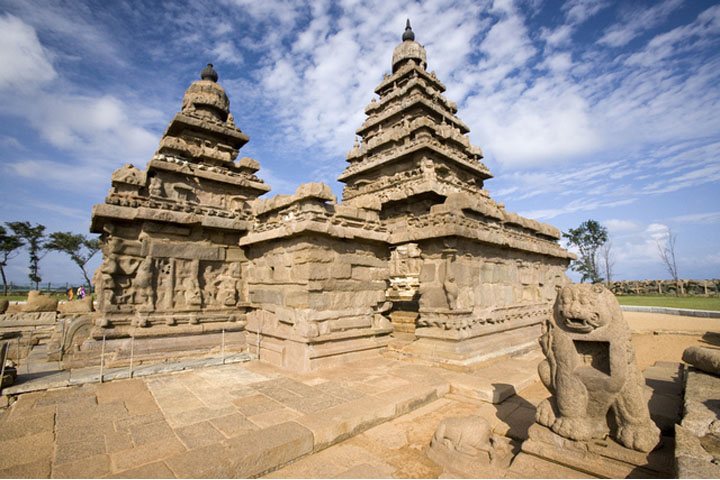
left=1, top=0, right=719, bottom=286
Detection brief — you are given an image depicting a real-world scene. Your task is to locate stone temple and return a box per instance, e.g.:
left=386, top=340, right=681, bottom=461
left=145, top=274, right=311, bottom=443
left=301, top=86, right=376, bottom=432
left=71, top=22, right=573, bottom=372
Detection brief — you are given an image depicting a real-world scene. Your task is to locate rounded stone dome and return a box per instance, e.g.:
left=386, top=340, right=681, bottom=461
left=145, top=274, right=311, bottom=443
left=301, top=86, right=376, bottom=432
left=392, top=21, right=427, bottom=72
left=181, top=64, right=230, bottom=122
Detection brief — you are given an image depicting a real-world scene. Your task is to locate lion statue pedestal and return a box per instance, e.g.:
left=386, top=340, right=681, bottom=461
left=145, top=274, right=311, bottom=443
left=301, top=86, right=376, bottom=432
left=521, top=284, right=669, bottom=477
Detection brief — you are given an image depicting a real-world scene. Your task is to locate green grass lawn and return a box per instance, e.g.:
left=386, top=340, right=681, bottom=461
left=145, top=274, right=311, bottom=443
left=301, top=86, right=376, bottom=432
left=616, top=295, right=720, bottom=311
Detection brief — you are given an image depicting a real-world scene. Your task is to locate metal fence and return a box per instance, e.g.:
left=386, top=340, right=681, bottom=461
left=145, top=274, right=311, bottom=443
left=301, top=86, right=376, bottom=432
left=3, top=282, right=84, bottom=295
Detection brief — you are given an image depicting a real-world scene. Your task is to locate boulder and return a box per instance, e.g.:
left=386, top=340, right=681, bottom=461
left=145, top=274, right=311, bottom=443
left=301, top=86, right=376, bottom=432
left=22, top=291, right=58, bottom=313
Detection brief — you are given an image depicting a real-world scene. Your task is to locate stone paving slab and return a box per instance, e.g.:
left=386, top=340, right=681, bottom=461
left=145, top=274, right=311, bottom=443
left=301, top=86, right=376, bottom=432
left=0, top=352, right=544, bottom=478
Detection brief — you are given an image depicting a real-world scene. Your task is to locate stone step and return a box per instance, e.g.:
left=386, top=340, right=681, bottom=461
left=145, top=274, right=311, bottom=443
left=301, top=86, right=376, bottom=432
left=3, top=353, right=255, bottom=395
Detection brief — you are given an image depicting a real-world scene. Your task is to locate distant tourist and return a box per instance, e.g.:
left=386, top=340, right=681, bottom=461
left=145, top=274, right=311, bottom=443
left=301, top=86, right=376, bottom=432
left=67, top=287, right=74, bottom=301
left=78, top=286, right=86, bottom=299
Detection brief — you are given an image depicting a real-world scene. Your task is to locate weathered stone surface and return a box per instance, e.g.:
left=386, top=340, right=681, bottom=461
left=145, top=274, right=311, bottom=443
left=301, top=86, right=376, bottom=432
left=80, top=23, right=572, bottom=373
left=57, top=296, right=94, bottom=314
left=22, top=290, right=58, bottom=312
left=0, top=299, right=7, bottom=314
left=535, top=284, right=661, bottom=452
left=676, top=424, right=720, bottom=478
left=522, top=423, right=673, bottom=478
left=683, top=346, right=720, bottom=376
left=682, top=369, right=720, bottom=437
left=165, top=421, right=313, bottom=478
left=426, top=415, right=512, bottom=475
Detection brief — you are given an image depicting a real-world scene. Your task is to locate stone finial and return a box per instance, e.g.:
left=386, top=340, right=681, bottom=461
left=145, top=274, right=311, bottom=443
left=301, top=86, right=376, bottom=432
left=402, top=19, right=415, bottom=41
left=201, top=63, right=219, bottom=82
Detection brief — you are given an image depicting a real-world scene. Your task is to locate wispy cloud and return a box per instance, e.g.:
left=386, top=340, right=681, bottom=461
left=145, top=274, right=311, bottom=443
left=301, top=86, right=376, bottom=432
left=598, top=0, right=683, bottom=47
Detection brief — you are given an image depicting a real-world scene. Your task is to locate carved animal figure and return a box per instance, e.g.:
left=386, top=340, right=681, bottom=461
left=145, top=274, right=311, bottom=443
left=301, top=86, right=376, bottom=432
left=536, top=284, right=660, bottom=452
left=431, top=415, right=492, bottom=457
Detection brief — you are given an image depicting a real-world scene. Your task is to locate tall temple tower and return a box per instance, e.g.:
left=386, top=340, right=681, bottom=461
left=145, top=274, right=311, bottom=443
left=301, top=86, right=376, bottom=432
left=339, top=22, right=573, bottom=365
left=339, top=20, right=489, bottom=218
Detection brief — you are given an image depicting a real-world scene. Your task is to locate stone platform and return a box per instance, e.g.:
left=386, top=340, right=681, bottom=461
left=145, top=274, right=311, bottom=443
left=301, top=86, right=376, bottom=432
left=518, top=360, right=685, bottom=479
left=0, top=352, right=541, bottom=478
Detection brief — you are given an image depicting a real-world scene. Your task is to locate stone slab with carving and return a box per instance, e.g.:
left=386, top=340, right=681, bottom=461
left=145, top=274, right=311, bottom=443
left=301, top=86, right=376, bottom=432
left=534, top=283, right=661, bottom=453
left=426, top=415, right=512, bottom=476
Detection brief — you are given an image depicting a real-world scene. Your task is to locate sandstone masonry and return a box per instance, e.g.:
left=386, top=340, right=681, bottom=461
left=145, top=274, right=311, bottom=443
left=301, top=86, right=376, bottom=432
left=71, top=22, right=573, bottom=372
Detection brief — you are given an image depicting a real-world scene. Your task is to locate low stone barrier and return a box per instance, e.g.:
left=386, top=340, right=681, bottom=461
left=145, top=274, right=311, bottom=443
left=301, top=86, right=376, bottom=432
left=610, top=279, right=719, bottom=296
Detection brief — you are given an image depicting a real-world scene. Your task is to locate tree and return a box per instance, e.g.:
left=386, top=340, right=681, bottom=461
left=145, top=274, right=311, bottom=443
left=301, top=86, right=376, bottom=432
left=600, top=239, right=615, bottom=285
left=563, top=220, right=608, bottom=284
left=0, top=224, right=24, bottom=296
left=657, top=229, right=679, bottom=282
left=7, top=221, right=46, bottom=290
left=45, top=232, right=102, bottom=289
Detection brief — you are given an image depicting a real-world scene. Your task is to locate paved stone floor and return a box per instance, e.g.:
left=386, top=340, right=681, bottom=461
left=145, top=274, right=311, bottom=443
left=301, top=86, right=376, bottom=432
left=0, top=324, right=699, bottom=479
left=0, top=352, right=545, bottom=478
left=266, top=381, right=567, bottom=479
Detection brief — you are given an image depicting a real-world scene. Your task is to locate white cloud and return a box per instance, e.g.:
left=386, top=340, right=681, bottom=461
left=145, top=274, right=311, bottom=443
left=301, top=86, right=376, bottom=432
left=0, top=14, right=57, bottom=92
left=1, top=0, right=122, bottom=64
left=4, top=158, right=109, bottom=193
left=520, top=198, right=635, bottom=220
left=212, top=41, right=244, bottom=65
left=603, top=219, right=640, bottom=234
left=598, top=0, right=683, bottom=48
left=671, top=212, right=720, bottom=224
left=563, top=0, right=611, bottom=25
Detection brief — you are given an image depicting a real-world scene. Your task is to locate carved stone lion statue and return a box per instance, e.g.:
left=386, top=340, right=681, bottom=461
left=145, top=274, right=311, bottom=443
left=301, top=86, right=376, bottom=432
left=536, top=284, right=661, bottom=452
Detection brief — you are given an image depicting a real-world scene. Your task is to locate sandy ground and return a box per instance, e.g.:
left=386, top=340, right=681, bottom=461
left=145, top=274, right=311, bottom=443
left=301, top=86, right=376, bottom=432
left=625, top=311, right=720, bottom=370
left=624, top=310, right=720, bottom=333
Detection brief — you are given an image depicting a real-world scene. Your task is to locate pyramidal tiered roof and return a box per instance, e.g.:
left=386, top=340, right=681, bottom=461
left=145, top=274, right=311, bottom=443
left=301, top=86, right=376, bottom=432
left=92, top=64, right=269, bottom=234
left=339, top=21, right=490, bottom=212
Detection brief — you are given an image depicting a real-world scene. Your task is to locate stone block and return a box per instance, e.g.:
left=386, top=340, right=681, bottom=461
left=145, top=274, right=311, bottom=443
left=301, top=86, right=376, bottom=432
left=109, top=437, right=185, bottom=473
left=0, top=459, right=51, bottom=479
left=308, top=265, right=331, bottom=280
left=675, top=424, right=720, bottom=478
left=683, top=346, right=720, bottom=376
left=210, top=413, right=258, bottom=438
left=249, top=288, right=283, bottom=305
left=225, top=247, right=247, bottom=262
left=332, top=262, right=352, bottom=279
left=165, top=421, right=313, bottom=478
left=22, top=291, right=57, bottom=312
left=149, top=241, right=224, bottom=260
left=521, top=424, right=673, bottom=478
left=57, top=297, right=94, bottom=314
left=295, top=396, right=397, bottom=450
left=175, top=421, right=226, bottom=449
left=107, top=461, right=175, bottom=479
left=127, top=420, right=175, bottom=446
left=0, top=410, right=55, bottom=442
left=53, top=454, right=112, bottom=479
left=0, top=431, right=54, bottom=470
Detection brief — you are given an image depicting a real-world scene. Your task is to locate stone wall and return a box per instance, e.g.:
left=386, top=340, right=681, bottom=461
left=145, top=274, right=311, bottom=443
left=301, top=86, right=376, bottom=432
left=241, top=186, right=394, bottom=371
left=609, top=279, right=720, bottom=296
left=246, top=237, right=388, bottom=314
left=400, top=238, right=568, bottom=367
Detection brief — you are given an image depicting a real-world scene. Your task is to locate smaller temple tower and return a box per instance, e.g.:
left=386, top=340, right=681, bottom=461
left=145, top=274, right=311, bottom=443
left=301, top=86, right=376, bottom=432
left=84, top=65, right=269, bottom=366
